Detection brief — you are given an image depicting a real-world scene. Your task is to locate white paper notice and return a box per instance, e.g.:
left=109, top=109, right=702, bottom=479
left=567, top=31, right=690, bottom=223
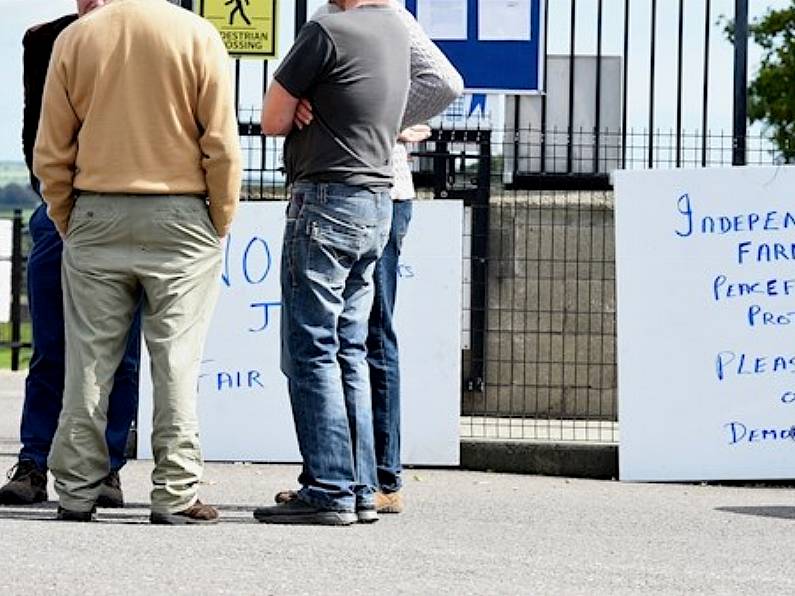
left=478, top=0, right=531, bottom=41
left=417, top=0, right=468, bottom=40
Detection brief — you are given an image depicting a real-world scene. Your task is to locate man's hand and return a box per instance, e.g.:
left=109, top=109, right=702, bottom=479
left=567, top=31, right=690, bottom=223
left=398, top=124, right=431, bottom=144
left=293, top=98, right=314, bottom=130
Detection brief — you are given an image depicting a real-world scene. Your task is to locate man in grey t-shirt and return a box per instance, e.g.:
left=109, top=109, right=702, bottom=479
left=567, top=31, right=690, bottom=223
left=254, top=0, right=410, bottom=526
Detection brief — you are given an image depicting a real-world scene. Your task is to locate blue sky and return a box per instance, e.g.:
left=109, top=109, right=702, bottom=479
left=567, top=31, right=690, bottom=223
left=0, top=0, right=788, bottom=163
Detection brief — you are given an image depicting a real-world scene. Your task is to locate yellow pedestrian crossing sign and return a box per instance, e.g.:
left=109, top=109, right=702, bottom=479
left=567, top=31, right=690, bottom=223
left=200, top=0, right=277, bottom=58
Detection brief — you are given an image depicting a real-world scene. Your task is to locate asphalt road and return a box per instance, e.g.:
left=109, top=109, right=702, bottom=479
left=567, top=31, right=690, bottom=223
left=2, top=371, right=795, bottom=595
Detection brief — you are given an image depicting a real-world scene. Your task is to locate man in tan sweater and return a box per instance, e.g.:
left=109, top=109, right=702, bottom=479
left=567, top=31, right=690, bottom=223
left=33, top=0, right=241, bottom=524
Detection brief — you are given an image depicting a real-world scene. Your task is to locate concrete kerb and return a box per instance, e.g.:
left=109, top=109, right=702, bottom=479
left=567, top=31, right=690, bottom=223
left=461, top=439, right=618, bottom=480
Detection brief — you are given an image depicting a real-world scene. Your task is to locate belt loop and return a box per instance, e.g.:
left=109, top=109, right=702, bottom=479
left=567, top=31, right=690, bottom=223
left=319, top=183, right=327, bottom=204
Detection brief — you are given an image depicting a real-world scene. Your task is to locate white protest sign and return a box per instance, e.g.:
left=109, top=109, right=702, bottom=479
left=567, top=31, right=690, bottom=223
left=139, top=200, right=462, bottom=465
left=616, top=166, right=795, bottom=481
left=0, top=220, right=11, bottom=323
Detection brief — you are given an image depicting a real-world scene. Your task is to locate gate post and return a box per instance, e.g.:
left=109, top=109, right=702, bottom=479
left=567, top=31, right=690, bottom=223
left=732, top=0, right=749, bottom=166
left=10, top=210, right=23, bottom=372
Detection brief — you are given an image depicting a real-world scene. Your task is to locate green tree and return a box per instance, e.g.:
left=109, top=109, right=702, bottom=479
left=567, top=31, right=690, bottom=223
left=727, top=5, right=795, bottom=161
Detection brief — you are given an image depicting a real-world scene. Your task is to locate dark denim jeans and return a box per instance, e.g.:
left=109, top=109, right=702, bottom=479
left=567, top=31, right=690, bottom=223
left=367, top=200, right=412, bottom=493
left=280, top=182, right=392, bottom=511
left=20, top=203, right=141, bottom=472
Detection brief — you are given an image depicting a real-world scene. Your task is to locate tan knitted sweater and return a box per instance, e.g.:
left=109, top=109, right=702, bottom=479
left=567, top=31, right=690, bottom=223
left=33, top=0, right=241, bottom=236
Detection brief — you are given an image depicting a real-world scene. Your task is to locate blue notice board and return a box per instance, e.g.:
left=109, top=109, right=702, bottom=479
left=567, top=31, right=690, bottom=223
left=405, top=0, right=543, bottom=94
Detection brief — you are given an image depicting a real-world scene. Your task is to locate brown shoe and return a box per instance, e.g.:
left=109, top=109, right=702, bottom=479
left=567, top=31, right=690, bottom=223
left=274, top=489, right=298, bottom=504
left=0, top=460, right=47, bottom=505
left=150, top=500, right=219, bottom=525
left=96, top=471, right=124, bottom=509
left=375, top=491, right=403, bottom=514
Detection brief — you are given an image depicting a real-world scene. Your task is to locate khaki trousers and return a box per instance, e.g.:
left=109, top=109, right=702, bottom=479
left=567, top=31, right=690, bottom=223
left=48, top=194, right=222, bottom=514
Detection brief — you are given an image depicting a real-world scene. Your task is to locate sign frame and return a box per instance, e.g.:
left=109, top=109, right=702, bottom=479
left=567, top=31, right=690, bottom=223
left=405, top=0, right=545, bottom=94
left=199, top=0, right=278, bottom=59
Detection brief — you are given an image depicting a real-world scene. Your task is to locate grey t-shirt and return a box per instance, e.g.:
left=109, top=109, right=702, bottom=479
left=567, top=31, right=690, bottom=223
left=274, top=5, right=410, bottom=190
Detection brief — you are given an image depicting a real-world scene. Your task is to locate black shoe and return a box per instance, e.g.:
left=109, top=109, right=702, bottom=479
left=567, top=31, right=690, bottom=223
left=0, top=460, right=47, bottom=505
left=96, top=471, right=124, bottom=508
left=253, top=499, right=357, bottom=526
left=56, top=506, right=96, bottom=522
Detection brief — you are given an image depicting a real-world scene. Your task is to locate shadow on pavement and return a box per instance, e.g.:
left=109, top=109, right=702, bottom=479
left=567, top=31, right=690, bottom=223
left=716, top=505, right=795, bottom=520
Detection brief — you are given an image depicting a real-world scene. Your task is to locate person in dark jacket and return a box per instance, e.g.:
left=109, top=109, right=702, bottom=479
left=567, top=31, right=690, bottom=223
left=0, top=0, right=141, bottom=508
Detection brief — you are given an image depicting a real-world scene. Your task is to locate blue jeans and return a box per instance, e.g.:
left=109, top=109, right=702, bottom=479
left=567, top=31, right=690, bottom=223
left=367, top=200, right=412, bottom=493
left=20, top=204, right=141, bottom=472
left=280, top=182, right=392, bottom=511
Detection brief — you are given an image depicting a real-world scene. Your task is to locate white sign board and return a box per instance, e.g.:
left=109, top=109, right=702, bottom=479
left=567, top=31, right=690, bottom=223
left=616, top=166, right=795, bottom=481
left=139, top=201, right=462, bottom=465
left=0, top=220, right=11, bottom=323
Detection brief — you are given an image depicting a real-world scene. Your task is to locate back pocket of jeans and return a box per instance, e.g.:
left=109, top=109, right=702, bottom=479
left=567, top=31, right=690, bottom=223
left=304, top=211, right=366, bottom=273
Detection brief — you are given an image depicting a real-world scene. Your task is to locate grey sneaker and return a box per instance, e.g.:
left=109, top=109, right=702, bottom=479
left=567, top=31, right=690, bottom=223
left=355, top=502, right=379, bottom=524
left=274, top=488, right=379, bottom=523
left=96, top=471, right=124, bottom=508
left=0, top=460, right=47, bottom=505
left=254, top=499, right=356, bottom=526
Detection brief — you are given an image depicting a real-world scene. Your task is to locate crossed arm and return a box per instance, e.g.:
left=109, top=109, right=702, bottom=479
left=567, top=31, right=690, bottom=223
left=260, top=81, right=299, bottom=136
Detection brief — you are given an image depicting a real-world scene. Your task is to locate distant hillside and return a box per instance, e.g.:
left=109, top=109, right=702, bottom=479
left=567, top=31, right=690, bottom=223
left=0, top=162, right=37, bottom=212
left=0, top=162, right=29, bottom=188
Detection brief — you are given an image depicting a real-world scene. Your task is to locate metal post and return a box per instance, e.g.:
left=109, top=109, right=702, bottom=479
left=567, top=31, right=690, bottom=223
left=180, top=0, right=194, bottom=9
left=468, top=133, right=491, bottom=392
left=701, top=0, right=711, bottom=167
left=10, top=210, right=22, bottom=372
left=621, top=0, right=630, bottom=168
left=539, top=0, right=549, bottom=173
left=593, top=0, right=603, bottom=174
left=566, top=0, right=576, bottom=174
left=675, top=0, right=684, bottom=167
left=295, top=0, right=308, bottom=35
left=732, top=0, right=749, bottom=166
left=648, top=0, right=657, bottom=169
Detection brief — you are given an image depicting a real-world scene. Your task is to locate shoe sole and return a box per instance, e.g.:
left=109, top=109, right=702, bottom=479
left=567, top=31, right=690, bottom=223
left=0, top=492, right=47, bottom=506
left=356, top=509, right=379, bottom=524
left=376, top=505, right=403, bottom=514
left=57, top=510, right=96, bottom=522
left=253, top=509, right=357, bottom=526
left=150, top=512, right=219, bottom=526
left=96, top=495, right=124, bottom=509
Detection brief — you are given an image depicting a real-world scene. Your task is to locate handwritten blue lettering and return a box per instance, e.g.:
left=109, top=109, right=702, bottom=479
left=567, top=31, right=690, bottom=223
left=243, top=237, right=272, bottom=285
left=747, top=305, right=795, bottom=327
left=725, top=421, right=795, bottom=445
left=713, top=276, right=795, bottom=302
left=738, top=241, right=795, bottom=265
left=715, top=350, right=795, bottom=381
left=398, top=264, right=415, bottom=279
left=249, top=301, right=281, bottom=332
left=677, top=193, right=795, bottom=237
left=675, top=193, right=693, bottom=237
left=220, top=234, right=274, bottom=288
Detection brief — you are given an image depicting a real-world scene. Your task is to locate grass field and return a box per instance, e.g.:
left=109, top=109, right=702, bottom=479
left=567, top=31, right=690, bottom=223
left=0, top=347, right=31, bottom=370
left=0, top=321, right=32, bottom=370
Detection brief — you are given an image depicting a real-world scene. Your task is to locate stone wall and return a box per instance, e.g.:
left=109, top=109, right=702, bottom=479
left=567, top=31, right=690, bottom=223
left=463, top=191, right=617, bottom=420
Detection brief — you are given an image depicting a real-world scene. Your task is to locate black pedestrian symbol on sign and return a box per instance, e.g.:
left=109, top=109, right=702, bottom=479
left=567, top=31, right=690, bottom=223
left=225, top=0, right=251, bottom=26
